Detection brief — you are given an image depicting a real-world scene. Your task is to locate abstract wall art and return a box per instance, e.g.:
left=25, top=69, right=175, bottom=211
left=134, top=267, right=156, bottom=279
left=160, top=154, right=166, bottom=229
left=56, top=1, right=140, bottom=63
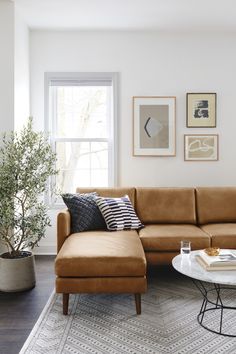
left=186, top=93, right=216, bottom=127
left=184, top=134, right=219, bottom=161
left=133, top=96, right=176, bottom=156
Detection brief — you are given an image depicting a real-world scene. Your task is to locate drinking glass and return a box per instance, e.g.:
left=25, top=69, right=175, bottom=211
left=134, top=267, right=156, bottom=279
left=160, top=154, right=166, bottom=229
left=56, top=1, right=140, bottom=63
left=180, top=240, right=191, bottom=255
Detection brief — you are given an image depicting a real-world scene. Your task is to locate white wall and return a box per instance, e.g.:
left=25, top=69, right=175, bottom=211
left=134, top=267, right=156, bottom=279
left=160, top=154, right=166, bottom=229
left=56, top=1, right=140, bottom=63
left=0, top=0, right=14, bottom=133
left=14, top=9, right=30, bottom=129
left=0, top=2, right=30, bottom=254
left=0, top=2, right=30, bottom=132
left=30, top=30, right=236, bottom=253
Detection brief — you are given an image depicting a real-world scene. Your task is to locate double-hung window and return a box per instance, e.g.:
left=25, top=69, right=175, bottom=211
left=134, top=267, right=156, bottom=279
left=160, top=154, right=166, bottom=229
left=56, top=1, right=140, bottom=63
left=45, top=73, right=117, bottom=204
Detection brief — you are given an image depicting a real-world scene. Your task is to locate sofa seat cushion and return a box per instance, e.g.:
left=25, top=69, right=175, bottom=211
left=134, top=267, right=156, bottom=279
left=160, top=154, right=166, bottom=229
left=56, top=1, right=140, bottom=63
left=55, top=230, right=146, bottom=277
left=201, top=223, right=236, bottom=248
left=139, top=224, right=210, bottom=251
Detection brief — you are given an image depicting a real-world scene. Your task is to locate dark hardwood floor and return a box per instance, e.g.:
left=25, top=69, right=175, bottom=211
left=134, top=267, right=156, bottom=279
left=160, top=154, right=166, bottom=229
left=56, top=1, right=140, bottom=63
left=0, top=256, right=55, bottom=354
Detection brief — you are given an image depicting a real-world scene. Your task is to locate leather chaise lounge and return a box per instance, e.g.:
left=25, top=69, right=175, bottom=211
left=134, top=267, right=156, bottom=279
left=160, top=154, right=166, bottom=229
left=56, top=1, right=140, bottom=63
left=55, top=188, right=147, bottom=315
left=55, top=186, right=236, bottom=315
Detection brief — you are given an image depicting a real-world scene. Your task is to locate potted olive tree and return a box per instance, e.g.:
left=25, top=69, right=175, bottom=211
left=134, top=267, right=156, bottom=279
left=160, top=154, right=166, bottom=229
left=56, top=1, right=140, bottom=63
left=0, top=118, right=58, bottom=292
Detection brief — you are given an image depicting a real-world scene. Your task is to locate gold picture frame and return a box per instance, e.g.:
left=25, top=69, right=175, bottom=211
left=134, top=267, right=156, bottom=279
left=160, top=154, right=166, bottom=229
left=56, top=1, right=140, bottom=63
left=184, top=134, right=219, bottom=161
left=133, top=96, right=176, bottom=156
left=186, top=93, right=216, bottom=128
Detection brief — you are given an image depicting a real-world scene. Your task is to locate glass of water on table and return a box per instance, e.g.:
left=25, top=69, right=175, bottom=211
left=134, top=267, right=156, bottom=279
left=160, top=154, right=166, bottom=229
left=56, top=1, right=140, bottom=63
left=180, top=240, right=191, bottom=255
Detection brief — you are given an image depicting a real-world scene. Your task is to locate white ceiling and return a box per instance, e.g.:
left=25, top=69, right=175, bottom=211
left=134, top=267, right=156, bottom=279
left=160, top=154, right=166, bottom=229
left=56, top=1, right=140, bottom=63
left=15, top=0, right=236, bottom=31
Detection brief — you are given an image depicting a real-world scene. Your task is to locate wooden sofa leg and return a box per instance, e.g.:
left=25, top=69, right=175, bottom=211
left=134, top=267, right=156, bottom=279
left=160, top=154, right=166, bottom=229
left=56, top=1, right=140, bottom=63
left=135, top=293, right=141, bottom=315
left=63, top=293, right=69, bottom=315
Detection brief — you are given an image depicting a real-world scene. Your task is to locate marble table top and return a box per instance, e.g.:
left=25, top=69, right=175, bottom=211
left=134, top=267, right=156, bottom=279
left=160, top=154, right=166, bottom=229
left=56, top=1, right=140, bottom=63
left=172, top=250, right=236, bottom=285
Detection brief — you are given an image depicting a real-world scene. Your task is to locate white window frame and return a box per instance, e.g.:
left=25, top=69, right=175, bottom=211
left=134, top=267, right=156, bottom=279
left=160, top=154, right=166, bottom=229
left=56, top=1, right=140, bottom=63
left=44, top=72, right=118, bottom=207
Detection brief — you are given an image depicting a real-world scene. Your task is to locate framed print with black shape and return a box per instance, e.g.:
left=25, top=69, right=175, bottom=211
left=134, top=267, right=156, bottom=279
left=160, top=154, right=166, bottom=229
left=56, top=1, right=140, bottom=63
left=186, top=93, right=216, bottom=127
left=184, top=134, right=219, bottom=161
left=133, top=96, right=176, bottom=156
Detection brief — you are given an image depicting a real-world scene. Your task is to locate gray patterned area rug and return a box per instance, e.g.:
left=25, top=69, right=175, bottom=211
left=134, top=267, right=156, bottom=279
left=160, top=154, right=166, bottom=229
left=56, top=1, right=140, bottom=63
left=20, top=269, right=236, bottom=354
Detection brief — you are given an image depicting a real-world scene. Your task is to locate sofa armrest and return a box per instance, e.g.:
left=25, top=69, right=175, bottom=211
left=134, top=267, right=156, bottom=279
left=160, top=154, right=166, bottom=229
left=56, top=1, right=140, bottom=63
left=57, top=209, right=71, bottom=253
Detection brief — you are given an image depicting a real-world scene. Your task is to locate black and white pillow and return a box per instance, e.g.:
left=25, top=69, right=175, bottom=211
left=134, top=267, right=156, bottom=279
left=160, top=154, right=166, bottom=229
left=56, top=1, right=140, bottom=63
left=62, top=193, right=107, bottom=233
left=95, top=195, right=143, bottom=231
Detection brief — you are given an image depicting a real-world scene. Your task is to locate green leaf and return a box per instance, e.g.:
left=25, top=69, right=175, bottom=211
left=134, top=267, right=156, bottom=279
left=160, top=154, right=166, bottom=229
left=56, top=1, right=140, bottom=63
left=0, top=118, right=58, bottom=255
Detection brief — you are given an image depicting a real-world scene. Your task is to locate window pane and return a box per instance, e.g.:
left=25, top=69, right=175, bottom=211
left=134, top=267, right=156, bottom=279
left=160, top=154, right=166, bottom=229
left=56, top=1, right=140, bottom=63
left=91, top=142, right=108, bottom=169
left=57, top=169, right=91, bottom=193
left=55, top=86, right=110, bottom=138
left=91, top=170, right=108, bottom=187
left=56, top=142, right=108, bottom=192
left=56, top=141, right=90, bottom=170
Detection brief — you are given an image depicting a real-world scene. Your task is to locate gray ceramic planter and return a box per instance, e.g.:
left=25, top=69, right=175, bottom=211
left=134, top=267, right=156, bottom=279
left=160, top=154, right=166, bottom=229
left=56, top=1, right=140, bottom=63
left=0, top=252, right=36, bottom=292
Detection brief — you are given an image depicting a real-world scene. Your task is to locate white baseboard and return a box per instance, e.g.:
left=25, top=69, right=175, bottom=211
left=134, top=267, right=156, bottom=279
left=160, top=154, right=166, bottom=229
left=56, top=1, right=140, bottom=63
left=33, top=244, right=56, bottom=255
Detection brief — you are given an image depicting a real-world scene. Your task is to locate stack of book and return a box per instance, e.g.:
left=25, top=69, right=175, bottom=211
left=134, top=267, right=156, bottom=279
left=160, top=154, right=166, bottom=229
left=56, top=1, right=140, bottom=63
left=196, top=249, right=236, bottom=271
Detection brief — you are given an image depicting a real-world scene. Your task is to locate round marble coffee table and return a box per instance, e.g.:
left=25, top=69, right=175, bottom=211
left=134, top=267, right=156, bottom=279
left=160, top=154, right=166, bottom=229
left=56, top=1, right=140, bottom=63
left=172, top=250, right=236, bottom=337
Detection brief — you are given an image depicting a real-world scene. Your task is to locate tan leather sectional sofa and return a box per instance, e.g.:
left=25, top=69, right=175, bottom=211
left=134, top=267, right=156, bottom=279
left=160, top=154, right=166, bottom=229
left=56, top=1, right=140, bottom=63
left=55, top=186, right=236, bottom=315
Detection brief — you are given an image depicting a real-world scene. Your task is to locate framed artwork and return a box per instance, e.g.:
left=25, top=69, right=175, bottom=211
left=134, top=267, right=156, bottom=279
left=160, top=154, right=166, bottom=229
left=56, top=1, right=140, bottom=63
left=184, top=134, right=219, bottom=161
left=186, top=93, right=216, bottom=127
left=133, top=96, right=176, bottom=156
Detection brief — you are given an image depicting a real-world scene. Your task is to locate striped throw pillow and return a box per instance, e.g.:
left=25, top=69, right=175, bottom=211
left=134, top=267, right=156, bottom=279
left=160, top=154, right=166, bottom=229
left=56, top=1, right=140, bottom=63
left=95, top=195, right=143, bottom=231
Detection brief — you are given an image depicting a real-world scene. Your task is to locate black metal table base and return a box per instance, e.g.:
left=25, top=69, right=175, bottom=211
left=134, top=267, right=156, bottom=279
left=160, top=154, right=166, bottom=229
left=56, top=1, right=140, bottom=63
left=192, top=279, right=236, bottom=337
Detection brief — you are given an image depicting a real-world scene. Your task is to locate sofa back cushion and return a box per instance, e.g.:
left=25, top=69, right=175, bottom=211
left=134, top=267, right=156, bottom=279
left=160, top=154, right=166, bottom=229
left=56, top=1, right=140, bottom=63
left=76, top=187, right=136, bottom=206
left=196, top=187, right=236, bottom=224
left=136, top=187, right=196, bottom=224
